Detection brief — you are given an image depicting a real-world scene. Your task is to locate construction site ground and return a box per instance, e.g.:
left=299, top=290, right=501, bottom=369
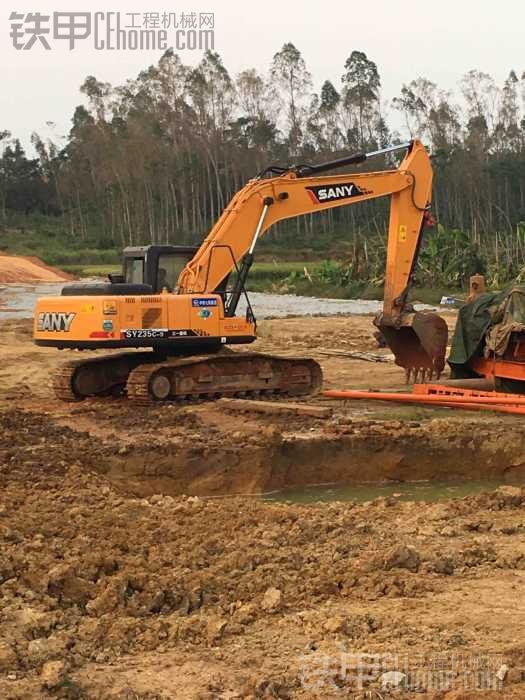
left=3, top=309, right=525, bottom=698
left=0, top=255, right=74, bottom=284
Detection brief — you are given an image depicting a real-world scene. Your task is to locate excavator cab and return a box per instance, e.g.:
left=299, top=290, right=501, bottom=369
left=121, top=246, right=200, bottom=293
left=112, top=246, right=199, bottom=293
left=62, top=245, right=199, bottom=297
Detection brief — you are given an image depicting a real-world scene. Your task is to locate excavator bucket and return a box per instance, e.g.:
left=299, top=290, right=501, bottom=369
left=377, top=311, right=448, bottom=382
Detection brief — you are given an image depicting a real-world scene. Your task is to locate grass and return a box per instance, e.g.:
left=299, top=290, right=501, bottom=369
left=61, top=261, right=316, bottom=280
left=62, top=264, right=121, bottom=277
left=249, top=276, right=455, bottom=305
left=0, top=215, right=121, bottom=267
left=250, top=261, right=308, bottom=272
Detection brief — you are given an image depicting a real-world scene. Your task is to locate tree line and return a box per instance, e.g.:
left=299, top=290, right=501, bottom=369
left=1, top=45, right=525, bottom=283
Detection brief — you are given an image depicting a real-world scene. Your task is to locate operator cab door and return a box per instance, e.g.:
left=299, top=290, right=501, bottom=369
left=125, top=257, right=145, bottom=285
left=155, top=252, right=193, bottom=293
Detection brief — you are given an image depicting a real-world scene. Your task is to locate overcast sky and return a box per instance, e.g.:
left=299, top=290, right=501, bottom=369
left=3, top=0, right=524, bottom=150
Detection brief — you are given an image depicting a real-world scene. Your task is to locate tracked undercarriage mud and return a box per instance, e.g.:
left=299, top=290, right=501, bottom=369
left=52, top=352, right=323, bottom=404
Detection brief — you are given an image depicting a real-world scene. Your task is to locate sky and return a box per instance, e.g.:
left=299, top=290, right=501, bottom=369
left=2, top=0, right=524, bottom=150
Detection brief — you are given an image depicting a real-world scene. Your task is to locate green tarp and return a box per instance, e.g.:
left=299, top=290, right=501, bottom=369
left=448, top=288, right=524, bottom=378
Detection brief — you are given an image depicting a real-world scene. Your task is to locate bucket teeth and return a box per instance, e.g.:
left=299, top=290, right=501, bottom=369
left=404, top=367, right=440, bottom=385
left=376, top=311, right=448, bottom=383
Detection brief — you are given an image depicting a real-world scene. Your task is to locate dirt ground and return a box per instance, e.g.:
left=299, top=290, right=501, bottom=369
left=2, top=312, right=525, bottom=698
left=0, top=255, right=73, bottom=284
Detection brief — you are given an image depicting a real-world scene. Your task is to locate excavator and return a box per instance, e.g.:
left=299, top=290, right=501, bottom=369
left=33, top=139, right=448, bottom=404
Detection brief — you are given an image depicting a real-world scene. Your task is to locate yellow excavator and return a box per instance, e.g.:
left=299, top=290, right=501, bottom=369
left=33, top=140, right=448, bottom=403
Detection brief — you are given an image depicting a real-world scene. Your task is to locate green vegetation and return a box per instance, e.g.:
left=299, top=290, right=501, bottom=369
left=0, top=216, right=508, bottom=303
left=62, top=264, right=121, bottom=277
left=0, top=215, right=120, bottom=267
left=248, top=267, right=452, bottom=304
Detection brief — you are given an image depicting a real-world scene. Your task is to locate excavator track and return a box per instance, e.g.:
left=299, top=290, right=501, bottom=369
left=126, top=353, right=322, bottom=405
left=52, top=352, right=165, bottom=402
left=52, top=352, right=323, bottom=405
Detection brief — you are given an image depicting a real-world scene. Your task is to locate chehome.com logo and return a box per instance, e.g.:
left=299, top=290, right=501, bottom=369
left=9, top=11, right=215, bottom=51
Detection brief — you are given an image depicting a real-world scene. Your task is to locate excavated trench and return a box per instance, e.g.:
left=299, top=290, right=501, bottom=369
left=101, top=422, right=525, bottom=499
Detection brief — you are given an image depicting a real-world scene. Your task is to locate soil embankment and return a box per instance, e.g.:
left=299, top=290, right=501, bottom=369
left=0, top=254, right=73, bottom=283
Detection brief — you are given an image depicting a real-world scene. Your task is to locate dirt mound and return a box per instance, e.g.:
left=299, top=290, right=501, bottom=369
left=0, top=254, right=73, bottom=283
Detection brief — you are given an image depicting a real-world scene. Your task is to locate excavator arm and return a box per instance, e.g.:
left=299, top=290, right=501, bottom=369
left=178, top=140, right=448, bottom=377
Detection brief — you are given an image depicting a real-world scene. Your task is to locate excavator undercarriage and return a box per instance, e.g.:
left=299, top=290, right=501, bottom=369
left=52, top=351, right=322, bottom=405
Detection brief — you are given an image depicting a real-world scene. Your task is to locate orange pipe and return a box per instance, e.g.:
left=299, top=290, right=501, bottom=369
left=323, top=390, right=525, bottom=415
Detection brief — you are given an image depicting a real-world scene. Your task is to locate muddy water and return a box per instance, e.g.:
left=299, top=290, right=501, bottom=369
left=265, top=479, right=507, bottom=504
left=0, top=282, right=438, bottom=320
left=0, top=282, right=65, bottom=319
left=239, top=292, right=394, bottom=317
left=240, top=291, right=437, bottom=317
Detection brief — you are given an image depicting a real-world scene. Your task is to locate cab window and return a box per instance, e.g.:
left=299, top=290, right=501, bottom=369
left=157, top=254, right=191, bottom=292
left=125, top=258, right=144, bottom=285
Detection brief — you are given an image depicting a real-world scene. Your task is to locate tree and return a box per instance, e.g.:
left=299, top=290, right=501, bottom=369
left=80, top=76, right=112, bottom=121
left=235, top=69, right=278, bottom=154
left=392, top=82, right=428, bottom=137
left=237, top=68, right=270, bottom=120
left=270, top=43, right=312, bottom=155
left=341, top=50, right=380, bottom=148
left=461, top=70, right=499, bottom=133
left=319, top=80, right=343, bottom=151
left=0, top=139, right=50, bottom=215
left=496, top=70, right=521, bottom=152
left=392, top=78, right=458, bottom=149
left=0, top=130, right=12, bottom=218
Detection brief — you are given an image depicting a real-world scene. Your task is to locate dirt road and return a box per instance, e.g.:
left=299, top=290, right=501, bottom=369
left=2, top=313, right=525, bottom=698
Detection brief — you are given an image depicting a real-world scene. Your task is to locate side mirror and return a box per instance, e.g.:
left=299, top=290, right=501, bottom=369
left=108, top=273, right=125, bottom=284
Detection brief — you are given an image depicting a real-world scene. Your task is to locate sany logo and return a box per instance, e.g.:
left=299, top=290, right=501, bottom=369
left=305, top=182, right=368, bottom=204
left=37, top=312, right=76, bottom=332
